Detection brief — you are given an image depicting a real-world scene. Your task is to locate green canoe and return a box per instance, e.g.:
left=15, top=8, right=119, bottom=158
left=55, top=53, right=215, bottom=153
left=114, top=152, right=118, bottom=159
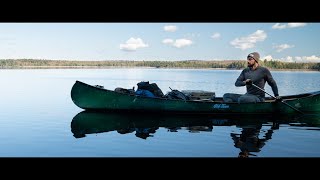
left=71, top=80, right=320, bottom=115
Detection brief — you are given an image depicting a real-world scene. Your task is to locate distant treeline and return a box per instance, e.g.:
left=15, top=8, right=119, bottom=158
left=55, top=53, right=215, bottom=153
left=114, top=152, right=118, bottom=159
left=0, top=59, right=319, bottom=71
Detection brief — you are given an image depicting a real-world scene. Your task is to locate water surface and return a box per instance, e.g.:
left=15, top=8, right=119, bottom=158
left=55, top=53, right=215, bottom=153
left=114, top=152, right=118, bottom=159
left=0, top=68, right=319, bottom=157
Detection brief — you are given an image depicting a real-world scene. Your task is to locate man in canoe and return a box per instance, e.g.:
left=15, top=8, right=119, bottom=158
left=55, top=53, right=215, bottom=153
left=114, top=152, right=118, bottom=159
left=223, top=52, right=281, bottom=103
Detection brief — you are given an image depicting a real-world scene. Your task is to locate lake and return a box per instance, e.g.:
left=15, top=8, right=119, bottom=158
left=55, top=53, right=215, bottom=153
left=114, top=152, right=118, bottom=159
left=0, top=68, right=319, bottom=157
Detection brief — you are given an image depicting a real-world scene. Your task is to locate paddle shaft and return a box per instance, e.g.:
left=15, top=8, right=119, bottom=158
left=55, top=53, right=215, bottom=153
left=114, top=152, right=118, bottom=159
left=251, top=83, right=304, bottom=114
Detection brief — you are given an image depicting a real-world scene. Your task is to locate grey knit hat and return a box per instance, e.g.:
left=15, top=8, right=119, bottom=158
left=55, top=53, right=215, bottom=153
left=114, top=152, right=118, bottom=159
left=247, top=52, right=260, bottom=62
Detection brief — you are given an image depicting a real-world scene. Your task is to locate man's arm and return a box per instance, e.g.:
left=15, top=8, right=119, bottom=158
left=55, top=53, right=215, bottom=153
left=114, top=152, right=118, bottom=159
left=265, top=69, right=279, bottom=96
left=235, top=70, right=246, bottom=87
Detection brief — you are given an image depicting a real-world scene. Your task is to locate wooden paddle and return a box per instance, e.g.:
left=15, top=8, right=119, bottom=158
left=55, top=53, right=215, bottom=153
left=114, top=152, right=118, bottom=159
left=251, top=83, right=304, bottom=114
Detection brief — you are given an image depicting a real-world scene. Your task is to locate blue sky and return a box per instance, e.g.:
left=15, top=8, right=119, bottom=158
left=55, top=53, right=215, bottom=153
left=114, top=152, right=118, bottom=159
left=0, top=23, right=319, bottom=62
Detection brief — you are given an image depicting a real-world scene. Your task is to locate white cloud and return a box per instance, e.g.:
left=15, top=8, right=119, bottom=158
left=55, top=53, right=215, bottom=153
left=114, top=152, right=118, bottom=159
left=279, top=55, right=320, bottom=62
left=294, top=56, right=303, bottom=61
left=272, top=23, right=307, bottom=29
left=279, top=56, right=294, bottom=62
left=162, top=38, right=174, bottom=44
left=173, top=39, right=193, bottom=48
left=211, top=33, right=221, bottom=39
left=273, top=44, right=294, bottom=52
left=272, top=23, right=286, bottom=30
left=162, top=38, right=193, bottom=48
left=230, top=30, right=267, bottom=50
left=262, top=55, right=273, bottom=61
left=304, top=55, right=320, bottom=62
left=119, top=37, right=149, bottom=51
left=164, top=25, right=178, bottom=32
left=287, top=23, right=307, bottom=28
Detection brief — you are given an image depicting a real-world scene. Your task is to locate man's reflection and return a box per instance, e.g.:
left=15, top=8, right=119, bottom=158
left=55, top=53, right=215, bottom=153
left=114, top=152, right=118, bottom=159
left=231, top=121, right=279, bottom=158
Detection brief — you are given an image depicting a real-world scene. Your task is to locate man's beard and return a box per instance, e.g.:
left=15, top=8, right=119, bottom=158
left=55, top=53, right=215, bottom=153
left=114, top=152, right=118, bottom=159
left=247, top=63, right=254, bottom=67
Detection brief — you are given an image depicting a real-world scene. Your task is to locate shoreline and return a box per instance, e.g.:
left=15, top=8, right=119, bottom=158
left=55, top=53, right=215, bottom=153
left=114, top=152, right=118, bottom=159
left=0, top=66, right=318, bottom=72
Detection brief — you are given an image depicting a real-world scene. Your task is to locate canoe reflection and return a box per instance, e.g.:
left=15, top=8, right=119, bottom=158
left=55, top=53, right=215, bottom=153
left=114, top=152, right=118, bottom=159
left=71, top=111, right=223, bottom=139
left=71, top=111, right=320, bottom=157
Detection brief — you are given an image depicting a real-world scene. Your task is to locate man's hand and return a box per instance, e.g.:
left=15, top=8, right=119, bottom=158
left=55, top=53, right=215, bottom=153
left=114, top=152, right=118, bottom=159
left=275, top=96, right=282, bottom=102
left=244, top=79, right=252, bottom=85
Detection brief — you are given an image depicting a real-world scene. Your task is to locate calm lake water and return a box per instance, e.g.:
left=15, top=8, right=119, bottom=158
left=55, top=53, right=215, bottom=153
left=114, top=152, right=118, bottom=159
left=0, top=68, right=319, bottom=157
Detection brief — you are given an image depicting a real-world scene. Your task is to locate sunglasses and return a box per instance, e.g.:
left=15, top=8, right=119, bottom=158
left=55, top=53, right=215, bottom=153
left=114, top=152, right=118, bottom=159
left=247, top=57, right=255, bottom=61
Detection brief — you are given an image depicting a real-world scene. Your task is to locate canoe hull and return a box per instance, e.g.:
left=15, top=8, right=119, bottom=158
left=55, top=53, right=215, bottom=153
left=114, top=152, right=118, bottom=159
left=71, top=81, right=320, bottom=115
